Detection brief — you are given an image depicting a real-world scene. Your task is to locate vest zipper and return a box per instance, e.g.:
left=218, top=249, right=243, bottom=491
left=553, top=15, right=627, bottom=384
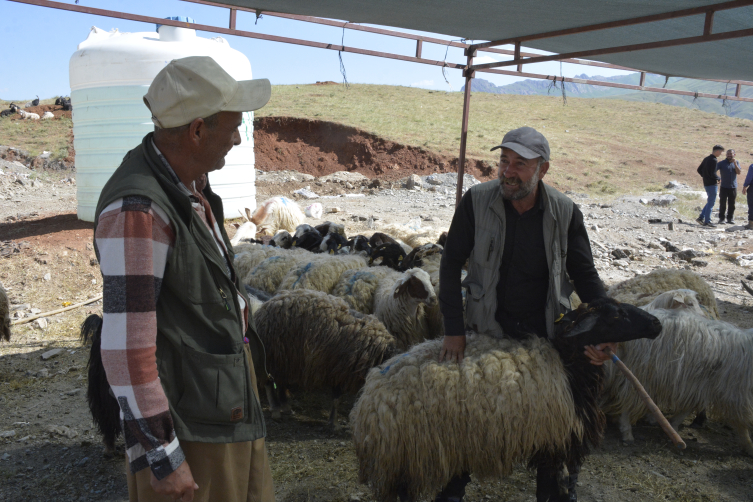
left=218, top=287, right=230, bottom=311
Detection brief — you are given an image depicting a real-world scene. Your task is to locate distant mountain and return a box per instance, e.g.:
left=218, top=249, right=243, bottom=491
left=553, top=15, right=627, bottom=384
left=462, top=74, right=753, bottom=120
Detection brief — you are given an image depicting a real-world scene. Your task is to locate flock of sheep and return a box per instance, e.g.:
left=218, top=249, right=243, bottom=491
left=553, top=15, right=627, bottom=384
left=2, top=192, right=753, bottom=501
left=0, top=96, right=71, bottom=120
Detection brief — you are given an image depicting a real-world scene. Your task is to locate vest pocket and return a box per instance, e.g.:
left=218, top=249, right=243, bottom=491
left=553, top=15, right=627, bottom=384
left=176, top=344, right=248, bottom=425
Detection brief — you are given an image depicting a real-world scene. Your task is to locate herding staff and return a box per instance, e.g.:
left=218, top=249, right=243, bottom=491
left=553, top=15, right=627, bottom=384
left=603, top=346, right=687, bottom=450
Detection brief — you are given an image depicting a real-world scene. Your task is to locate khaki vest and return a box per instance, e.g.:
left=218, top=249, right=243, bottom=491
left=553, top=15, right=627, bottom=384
left=462, top=180, right=574, bottom=339
left=94, top=133, right=267, bottom=443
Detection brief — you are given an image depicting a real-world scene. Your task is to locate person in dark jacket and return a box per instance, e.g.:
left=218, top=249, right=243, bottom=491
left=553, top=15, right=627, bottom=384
left=716, top=149, right=742, bottom=224
left=435, top=127, right=612, bottom=502
left=696, top=145, right=724, bottom=226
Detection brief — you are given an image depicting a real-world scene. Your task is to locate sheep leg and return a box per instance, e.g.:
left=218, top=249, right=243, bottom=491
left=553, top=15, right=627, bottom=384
left=669, top=411, right=691, bottom=432
left=279, top=386, right=293, bottom=415
left=732, top=424, right=753, bottom=458
left=328, top=386, right=342, bottom=429
left=689, top=410, right=707, bottom=428
left=619, top=411, right=635, bottom=444
left=264, top=383, right=282, bottom=420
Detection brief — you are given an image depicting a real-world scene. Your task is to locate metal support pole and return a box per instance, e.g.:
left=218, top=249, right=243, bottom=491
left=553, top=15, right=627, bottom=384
left=639, top=71, right=646, bottom=87
left=229, top=8, right=237, bottom=30
left=736, top=83, right=742, bottom=97
left=456, top=49, right=476, bottom=207
left=515, top=42, right=522, bottom=72
left=416, top=40, right=423, bottom=58
left=704, top=10, right=715, bottom=35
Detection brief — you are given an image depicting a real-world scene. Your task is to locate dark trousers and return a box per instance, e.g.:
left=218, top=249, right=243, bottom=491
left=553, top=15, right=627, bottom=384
left=748, top=189, right=753, bottom=222
left=437, top=463, right=580, bottom=502
left=719, top=187, right=737, bottom=221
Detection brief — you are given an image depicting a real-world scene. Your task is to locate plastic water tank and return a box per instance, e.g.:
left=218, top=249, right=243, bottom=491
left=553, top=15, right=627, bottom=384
left=69, top=21, right=257, bottom=222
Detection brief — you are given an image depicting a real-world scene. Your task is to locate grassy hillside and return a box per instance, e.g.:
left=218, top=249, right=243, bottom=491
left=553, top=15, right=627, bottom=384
left=3, top=86, right=752, bottom=196
left=258, top=84, right=753, bottom=195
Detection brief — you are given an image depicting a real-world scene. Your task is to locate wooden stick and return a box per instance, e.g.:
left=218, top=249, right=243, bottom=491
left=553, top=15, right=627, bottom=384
left=604, top=347, right=686, bottom=450
left=11, top=294, right=103, bottom=325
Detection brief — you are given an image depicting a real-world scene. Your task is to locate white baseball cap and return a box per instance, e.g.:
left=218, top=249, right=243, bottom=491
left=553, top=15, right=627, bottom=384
left=144, top=56, right=271, bottom=128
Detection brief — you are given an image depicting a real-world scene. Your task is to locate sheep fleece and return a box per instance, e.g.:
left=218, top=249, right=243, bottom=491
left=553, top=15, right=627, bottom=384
left=351, top=333, right=583, bottom=501
left=607, top=268, right=719, bottom=319
left=255, top=289, right=395, bottom=394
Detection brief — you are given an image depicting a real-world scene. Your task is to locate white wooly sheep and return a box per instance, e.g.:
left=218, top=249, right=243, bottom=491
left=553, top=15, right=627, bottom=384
left=401, top=243, right=445, bottom=336
left=234, top=246, right=287, bottom=283
left=601, top=308, right=753, bottom=457
left=350, top=299, right=663, bottom=502
left=607, top=268, right=719, bottom=319
left=277, top=254, right=369, bottom=294
left=332, top=267, right=398, bottom=314
left=230, top=221, right=257, bottom=247
left=244, top=248, right=312, bottom=294
left=640, top=289, right=709, bottom=318
left=18, top=110, right=40, bottom=120
left=372, top=268, right=438, bottom=348
left=249, top=197, right=305, bottom=236
left=41, top=111, right=54, bottom=120
left=378, top=223, right=445, bottom=250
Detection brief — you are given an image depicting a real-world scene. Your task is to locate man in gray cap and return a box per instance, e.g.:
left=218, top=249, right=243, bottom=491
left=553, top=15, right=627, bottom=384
left=94, top=56, right=274, bottom=502
left=435, top=127, right=610, bottom=502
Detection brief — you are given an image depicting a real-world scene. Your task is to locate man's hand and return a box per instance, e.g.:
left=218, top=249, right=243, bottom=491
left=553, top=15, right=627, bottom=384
left=743, top=186, right=748, bottom=195
left=583, top=343, right=618, bottom=366
left=439, top=335, right=466, bottom=363
left=150, top=460, right=199, bottom=501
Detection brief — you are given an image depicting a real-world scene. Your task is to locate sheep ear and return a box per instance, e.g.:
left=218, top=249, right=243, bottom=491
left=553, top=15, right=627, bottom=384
left=245, top=208, right=253, bottom=221
left=560, top=313, right=599, bottom=340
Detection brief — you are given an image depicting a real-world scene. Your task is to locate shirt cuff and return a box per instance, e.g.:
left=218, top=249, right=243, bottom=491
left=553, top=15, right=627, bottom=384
left=128, top=437, right=185, bottom=481
left=443, top=316, right=466, bottom=337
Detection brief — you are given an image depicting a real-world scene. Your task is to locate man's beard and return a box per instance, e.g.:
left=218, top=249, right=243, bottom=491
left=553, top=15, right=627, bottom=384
left=500, top=165, right=540, bottom=201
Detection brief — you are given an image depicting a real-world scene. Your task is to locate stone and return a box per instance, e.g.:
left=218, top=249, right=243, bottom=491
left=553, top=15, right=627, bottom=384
left=47, top=425, right=78, bottom=439
left=691, top=259, right=708, bottom=267
left=665, top=180, right=690, bottom=190
left=673, top=249, right=703, bottom=262
left=345, top=182, right=354, bottom=189
left=0, top=430, right=16, bottom=438
left=43, top=273, right=51, bottom=281
left=406, top=174, right=423, bottom=190
left=590, top=224, right=600, bottom=233
left=650, top=194, right=677, bottom=207
left=639, top=198, right=649, bottom=205
left=41, top=348, right=63, bottom=361
left=34, top=318, right=47, bottom=330
left=668, top=222, right=675, bottom=231
left=327, top=207, right=342, bottom=214
left=611, top=249, right=631, bottom=259
left=30, top=308, right=42, bottom=314
left=65, top=388, right=83, bottom=396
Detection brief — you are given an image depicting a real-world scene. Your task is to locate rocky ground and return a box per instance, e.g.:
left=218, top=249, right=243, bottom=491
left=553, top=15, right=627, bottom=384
left=2, top=161, right=753, bottom=502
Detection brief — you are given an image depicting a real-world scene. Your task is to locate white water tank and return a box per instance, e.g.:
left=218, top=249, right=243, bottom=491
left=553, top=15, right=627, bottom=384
left=69, top=20, right=257, bottom=222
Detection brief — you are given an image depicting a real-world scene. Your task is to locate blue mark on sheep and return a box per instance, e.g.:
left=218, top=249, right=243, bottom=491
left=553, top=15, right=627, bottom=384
left=345, top=270, right=375, bottom=295
left=290, top=262, right=313, bottom=289
left=379, top=353, right=410, bottom=375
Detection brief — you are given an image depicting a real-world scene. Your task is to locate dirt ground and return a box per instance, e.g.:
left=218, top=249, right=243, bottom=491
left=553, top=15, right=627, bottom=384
left=2, top=142, right=753, bottom=501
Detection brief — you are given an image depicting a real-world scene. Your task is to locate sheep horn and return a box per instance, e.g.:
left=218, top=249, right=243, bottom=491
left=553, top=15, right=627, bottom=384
left=603, top=347, right=686, bottom=450
left=742, top=280, right=753, bottom=297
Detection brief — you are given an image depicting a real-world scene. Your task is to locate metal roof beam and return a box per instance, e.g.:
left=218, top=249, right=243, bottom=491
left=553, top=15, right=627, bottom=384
left=474, top=0, right=753, bottom=50
left=471, top=27, right=753, bottom=72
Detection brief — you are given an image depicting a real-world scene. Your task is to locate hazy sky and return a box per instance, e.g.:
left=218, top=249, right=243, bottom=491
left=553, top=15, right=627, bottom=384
left=2, top=0, right=631, bottom=100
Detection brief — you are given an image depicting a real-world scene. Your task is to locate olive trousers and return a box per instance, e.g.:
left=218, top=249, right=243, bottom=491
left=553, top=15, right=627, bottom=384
left=127, top=344, right=274, bottom=501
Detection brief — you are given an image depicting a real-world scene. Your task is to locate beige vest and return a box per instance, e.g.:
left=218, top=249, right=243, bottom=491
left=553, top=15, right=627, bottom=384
left=462, top=180, right=574, bottom=339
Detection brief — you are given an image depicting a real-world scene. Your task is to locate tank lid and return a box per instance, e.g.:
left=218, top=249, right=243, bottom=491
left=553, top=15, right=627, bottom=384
left=155, top=16, right=195, bottom=32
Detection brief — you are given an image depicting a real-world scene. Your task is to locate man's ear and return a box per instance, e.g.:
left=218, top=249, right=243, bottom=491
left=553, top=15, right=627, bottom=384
left=538, top=161, right=550, bottom=179
left=188, top=117, right=207, bottom=147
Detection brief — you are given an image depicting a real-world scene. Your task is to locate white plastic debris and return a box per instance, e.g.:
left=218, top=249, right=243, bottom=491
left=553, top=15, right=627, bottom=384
left=293, top=188, right=319, bottom=199
left=305, top=203, right=323, bottom=219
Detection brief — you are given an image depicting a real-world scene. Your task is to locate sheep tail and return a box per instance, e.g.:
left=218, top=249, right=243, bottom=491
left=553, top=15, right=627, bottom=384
left=80, top=314, right=122, bottom=452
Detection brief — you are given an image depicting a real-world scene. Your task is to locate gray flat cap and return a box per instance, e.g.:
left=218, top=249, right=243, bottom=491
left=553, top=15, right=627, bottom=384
left=490, top=126, right=550, bottom=161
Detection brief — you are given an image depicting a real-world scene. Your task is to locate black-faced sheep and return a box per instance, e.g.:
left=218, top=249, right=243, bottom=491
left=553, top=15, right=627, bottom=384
left=292, top=226, right=323, bottom=252
left=370, top=242, right=407, bottom=270
left=600, top=307, right=753, bottom=457
left=9, top=103, right=20, bottom=113
left=1, top=284, right=10, bottom=342
left=271, top=230, right=293, bottom=248
left=607, top=268, right=719, bottom=319
left=80, top=314, right=122, bottom=456
left=348, top=235, right=372, bottom=256
left=320, top=232, right=350, bottom=255
left=255, top=289, right=398, bottom=426
left=350, top=298, right=662, bottom=502
left=0, top=109, right=12, bottom=118
left=315, top=221, right=345, bottom=236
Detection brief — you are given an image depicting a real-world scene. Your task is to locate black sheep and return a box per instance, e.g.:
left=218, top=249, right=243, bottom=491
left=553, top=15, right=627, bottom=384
left=370, top=242, right=406, bottom=270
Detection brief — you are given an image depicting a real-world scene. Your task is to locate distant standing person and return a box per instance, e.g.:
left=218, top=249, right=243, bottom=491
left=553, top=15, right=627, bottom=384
left=743, top=161, right=753, bottom=230
left=716, top=149, right=742, bottom=224
left=696, top=145, right=724, bottom=227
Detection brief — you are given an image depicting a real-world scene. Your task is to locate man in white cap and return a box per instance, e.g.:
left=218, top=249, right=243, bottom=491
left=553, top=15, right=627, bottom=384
left=93, top=56, right=274, bottom=501
left=435, top=127, right=612, bottom=502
